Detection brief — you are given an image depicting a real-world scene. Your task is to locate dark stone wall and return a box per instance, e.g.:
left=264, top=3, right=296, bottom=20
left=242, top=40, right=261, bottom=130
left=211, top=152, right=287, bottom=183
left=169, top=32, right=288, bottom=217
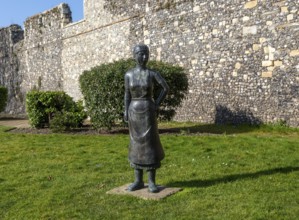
left=0, top=25, right=24, bottom=114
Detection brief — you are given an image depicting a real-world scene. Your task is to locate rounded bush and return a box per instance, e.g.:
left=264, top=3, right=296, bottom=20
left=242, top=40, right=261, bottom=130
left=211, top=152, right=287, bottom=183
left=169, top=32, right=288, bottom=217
left=79, top=58, right=188, bottom=130
left=26, top=91, right=87, bottom=130
left=50, top=102, right=86, bottom=133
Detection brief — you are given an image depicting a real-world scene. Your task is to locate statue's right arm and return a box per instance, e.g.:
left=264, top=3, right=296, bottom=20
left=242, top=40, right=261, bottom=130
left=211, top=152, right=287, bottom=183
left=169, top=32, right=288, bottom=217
left=124, top=73, right=131, bottom=122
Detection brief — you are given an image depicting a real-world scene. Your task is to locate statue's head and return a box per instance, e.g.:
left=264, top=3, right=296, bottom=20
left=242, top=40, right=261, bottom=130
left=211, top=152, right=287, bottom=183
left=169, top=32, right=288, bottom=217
left=133, top=44, right=149, bottom=67
left=133, top=44, right=149, bottom=55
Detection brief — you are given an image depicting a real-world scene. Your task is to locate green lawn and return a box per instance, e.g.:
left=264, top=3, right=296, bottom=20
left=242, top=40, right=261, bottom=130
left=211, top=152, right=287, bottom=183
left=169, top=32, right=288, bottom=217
left=0, top=124, right=298, bottom=219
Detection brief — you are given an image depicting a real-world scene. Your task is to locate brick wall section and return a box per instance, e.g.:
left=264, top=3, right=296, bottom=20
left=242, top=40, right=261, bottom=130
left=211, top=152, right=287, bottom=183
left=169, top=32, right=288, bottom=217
left=0, top=0, right=298, bottom=126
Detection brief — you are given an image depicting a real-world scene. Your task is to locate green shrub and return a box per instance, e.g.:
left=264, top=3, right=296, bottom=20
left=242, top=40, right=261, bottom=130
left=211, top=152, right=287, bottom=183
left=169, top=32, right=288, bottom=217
left=26, top=91, right=87, bottom=131
left=0, top=86, right=8, bottom=112
left=148, top=60, right=188, bottom=121
left=79, top=58, right=188, bottom=130
left=49, top=101, right=86, bottom=133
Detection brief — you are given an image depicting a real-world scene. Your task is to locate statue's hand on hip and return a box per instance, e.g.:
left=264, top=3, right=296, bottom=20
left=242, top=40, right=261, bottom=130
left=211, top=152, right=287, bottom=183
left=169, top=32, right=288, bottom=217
left=124, top=112, right=128, bottom=123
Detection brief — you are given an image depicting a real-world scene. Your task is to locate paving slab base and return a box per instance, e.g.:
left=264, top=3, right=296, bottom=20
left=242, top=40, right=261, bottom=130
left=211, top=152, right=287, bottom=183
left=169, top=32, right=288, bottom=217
left=107, top=184, right=182, bottom=200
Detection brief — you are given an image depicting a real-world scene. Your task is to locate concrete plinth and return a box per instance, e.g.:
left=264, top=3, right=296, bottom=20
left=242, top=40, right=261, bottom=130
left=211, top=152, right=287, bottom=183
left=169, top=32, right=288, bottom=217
left=107, top=184, right=182, bottom=200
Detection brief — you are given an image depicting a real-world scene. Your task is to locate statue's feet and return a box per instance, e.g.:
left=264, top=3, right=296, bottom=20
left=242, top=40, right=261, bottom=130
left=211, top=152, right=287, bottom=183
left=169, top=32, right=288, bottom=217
left=127, top=181, right=144, bottom=191
left=148, top=183, right=159, bottom=193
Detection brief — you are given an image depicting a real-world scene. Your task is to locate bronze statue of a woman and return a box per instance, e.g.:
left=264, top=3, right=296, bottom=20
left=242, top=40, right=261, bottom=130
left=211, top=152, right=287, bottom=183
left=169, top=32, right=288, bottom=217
left=124, top=44, right=169, bottom=193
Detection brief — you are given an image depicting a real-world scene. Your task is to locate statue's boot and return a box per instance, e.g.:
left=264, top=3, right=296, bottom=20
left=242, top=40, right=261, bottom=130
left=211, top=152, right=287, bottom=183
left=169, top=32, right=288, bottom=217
left=148, top=169, right=159, bottom=193
left=127, top=169, right=144, bottom=191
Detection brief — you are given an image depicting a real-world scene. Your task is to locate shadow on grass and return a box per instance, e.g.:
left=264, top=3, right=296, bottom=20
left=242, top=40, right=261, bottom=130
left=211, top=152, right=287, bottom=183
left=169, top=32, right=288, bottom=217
left=96, top=124, right=261, bottom=135
left=159, top=123, right=261, bottom=135
left=159, top=105, right=264, bottom=135
left=168, top=166, right=299, bottom=188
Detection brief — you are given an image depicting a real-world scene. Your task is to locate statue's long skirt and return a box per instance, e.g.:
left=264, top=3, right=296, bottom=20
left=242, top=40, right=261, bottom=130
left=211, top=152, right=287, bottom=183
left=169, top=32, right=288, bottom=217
left=128, top=98, right=164, bottom=169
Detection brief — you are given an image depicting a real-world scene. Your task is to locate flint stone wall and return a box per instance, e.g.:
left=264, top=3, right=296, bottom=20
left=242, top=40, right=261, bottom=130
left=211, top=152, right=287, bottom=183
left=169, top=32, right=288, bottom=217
left=0, top=0, right=298, bottom=126
left=0, top=25, right=24, bottom=113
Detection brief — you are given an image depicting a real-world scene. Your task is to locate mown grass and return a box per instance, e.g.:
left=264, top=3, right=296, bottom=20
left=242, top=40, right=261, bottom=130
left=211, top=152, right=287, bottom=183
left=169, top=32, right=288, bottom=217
left=0, top=123, right=298, bottom=219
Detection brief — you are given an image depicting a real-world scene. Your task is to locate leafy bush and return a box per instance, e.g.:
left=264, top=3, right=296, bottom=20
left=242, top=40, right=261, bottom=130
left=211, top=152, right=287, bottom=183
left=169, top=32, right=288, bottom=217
left=79, top=60, right=132, bottom=130
left=26, top=91, right=87, bottom=131
left=79, top=58, right=188, bottom=130
left=49, top=101, right=86, bottom=132
left=0, top=86, right=8, bottom=112
left=148, top=60, right=188, bottom=121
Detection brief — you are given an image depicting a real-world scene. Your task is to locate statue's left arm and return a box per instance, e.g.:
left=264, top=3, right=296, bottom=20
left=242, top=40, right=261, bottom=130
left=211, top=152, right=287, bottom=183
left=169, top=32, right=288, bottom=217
left=124, top=73, right=131, bottom=122
left=153, top=71, right=169, bottom=108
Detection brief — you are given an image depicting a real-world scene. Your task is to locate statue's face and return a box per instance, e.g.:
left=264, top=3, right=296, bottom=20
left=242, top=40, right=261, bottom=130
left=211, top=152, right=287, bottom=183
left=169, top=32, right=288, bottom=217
left=135, top=49, right=149, bottom=67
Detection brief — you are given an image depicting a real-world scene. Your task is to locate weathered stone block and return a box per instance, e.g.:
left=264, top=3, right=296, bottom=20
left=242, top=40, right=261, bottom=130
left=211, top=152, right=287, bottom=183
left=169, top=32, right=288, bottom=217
left=274, top=60, right=283, bottom=67
left=189, top=40, right=195, bottom=45
left=156, top=47, right=162, bottom=61
left=253, top=44, right=261, bottom=51
left=193, top=5, right=200, bottom=12
left=244, top=0, right=258, bottom=9
left=290, top=50, right=299, bottom=56
left=262, top=72, right=273, bottom=78
left=232, top=18, right=238, bottom=24
left=219, top=21, right=226, bottom=26
left=243, top=16, right=250, bottom=22
left=262, top=61, right=274, bottom=67
left=287, top=14, right=294, bottom=21
left=144, top=39, right=150, bottom=45
left=264, top=47, right=269, bottom=53
left=212, top=29, right=218, bottom=35
left=267, top=66, right=275, bottom=71
left=276, top=22, right=299, bottom=29
left=191, top=59, right=198, bottom=65
left=243, top=26, right=257, bottom=35
left=235, top=62, right=242, bottom=69
left=232, top=71, right=238, bottom=77
left=281, top=7, right=289, bottom=13
left=273, top=1, right=286, bottom=7
left=144, top=30, right=149, bottom=36
left=259, top=38, right=267, bottom=43
left=268, top=47, right=276, bottom=60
